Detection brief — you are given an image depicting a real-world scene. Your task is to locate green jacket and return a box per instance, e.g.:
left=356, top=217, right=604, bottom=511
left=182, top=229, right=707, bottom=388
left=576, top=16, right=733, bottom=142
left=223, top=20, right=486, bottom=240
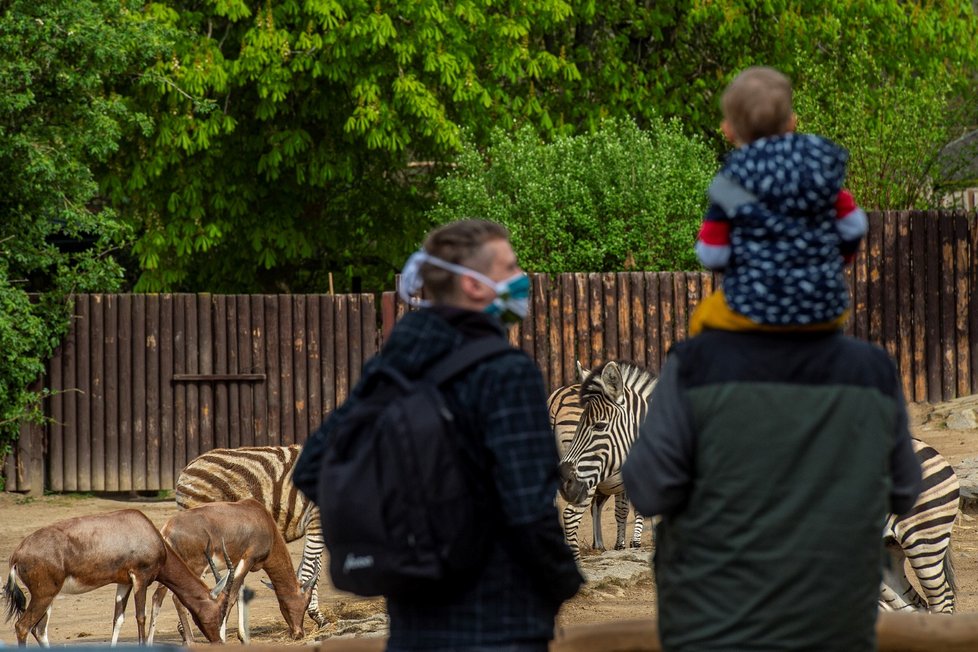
left=622, top=330, right=922, bottom=652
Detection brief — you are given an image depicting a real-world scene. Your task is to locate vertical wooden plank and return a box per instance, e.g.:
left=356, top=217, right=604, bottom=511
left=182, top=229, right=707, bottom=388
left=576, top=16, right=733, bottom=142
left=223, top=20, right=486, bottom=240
left=75, top=295, right=90, bottom=491
left=185, top=294, right=200, bottom=462
left=645, top=273, right=661, bottom=373
left=118, top=294, right=132, bottom=491
left=225, top=295, right=240, bottom=450
left=362, top=294, right=379, bottom=360
left=658, top=273, right=675, bottom=361
left=589, top=273, right=604, bottom=369
left=214, top=295, right=229, bottom=450
left=277, top=295, right=295, bottom=446
left=572, top=274, right=589, bottom=376
left=882, top=213, right=899, bottom=364
left=520, top=279, right=535, bottom=361
left=842, top=258, right=856, bottom=338
left=172, top=296, right=188, bottom=473
left=954, top=213, right=971, bottom=398
left=853, top=218, right=870, bottom=341
left=561, top=273, right=577, bottom=387
left=320, top=297, right=336, bottom=419
left=334, top=297, right=350, bottom=406
left=306, top=295, right=322, bottom=437
left=630, top=274, right=646, bottom=370
left=925, top=212, right=942, bottom=402
left=602, top=273, right=619, bottom=363
left=617, top=273, right=632, bottom=362
left=381, top=292, right=397, bottom=343
left=132, top=294, right=147, bottom=491
left=896, top=213, right=914, bottom=401
left=90, top=295, right=105, bottom=491
left=212, top=294, right=231, bottom=448
left=671, top=273, right=687, bottom=343
left=971, top=213, right=978, bottom=396
left=547, top=276, right=563, bottom=388
left=237, top=295, right=255, bottom=447
left=145, top=295, right=161, bottom=490
left=49, top=337, right=65, bottom=492
left=160, top=295, right=174, bottom=488
left=197, top=294, right=214, bottom=454
left=940, top=212, right=956, bottom=400
left=532, top=275, right=550, bottom=390
left=293, top=295, right=308, bottom=443
left=264, top=295, right=281, bottom=445
left=347, top=294, right=363, bottom=388
left=250, top=296, right=267, bottom=446
left=867, top=212, right=885, bottom=347
left=911, top=214, right=928, bottom=402
left=687, top=272, right=699, bottom=337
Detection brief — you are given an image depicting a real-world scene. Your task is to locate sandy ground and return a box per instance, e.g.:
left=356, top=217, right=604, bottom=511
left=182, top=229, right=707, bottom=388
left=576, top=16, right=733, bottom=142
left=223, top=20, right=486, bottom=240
left=0, top=400, right=976, bottom=646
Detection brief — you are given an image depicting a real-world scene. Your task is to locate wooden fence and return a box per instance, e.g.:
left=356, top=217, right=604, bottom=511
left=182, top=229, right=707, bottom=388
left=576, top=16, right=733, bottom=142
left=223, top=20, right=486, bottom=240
left=5, top=211, right=977, bottom=493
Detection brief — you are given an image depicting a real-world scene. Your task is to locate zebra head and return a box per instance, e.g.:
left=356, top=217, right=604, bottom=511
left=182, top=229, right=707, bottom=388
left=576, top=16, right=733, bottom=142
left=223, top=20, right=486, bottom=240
left=558, top=361, right=656, bottom=506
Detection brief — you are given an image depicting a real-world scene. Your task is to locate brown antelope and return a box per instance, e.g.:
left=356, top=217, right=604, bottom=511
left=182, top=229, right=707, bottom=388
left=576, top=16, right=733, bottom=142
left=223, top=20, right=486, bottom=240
left=147, top=498, right=318, bottom=644
left=1, top=509, right=235, bottom=646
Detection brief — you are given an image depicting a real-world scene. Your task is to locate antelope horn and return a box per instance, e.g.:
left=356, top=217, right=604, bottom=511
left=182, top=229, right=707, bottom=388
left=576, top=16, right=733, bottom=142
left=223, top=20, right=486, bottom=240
left=204, top=541, right=222, bottom=582
left=209, top=539, right=235, bottom=599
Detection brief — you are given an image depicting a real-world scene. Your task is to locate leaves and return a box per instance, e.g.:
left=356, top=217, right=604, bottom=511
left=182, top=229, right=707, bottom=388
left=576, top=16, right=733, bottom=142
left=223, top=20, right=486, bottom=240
left=430, top=118, right=715, bottom=273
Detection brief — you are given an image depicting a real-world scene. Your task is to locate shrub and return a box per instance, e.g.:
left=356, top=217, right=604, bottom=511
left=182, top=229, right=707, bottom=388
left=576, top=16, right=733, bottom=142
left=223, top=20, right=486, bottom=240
left=429, top=117, right=716, bottom=273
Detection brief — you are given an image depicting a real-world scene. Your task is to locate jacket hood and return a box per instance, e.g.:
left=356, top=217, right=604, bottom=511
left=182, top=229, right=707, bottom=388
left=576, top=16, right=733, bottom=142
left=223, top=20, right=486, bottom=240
left=721, top=133, right=848, bottom=213
left=378, top=307, right=507, bottom=377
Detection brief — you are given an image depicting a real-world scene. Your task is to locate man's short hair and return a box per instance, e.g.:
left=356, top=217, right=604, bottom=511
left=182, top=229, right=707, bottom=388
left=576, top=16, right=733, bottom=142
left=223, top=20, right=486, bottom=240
left=421, top=219, right=510, bottom=302
left=722, top=66, right=793, bottom=143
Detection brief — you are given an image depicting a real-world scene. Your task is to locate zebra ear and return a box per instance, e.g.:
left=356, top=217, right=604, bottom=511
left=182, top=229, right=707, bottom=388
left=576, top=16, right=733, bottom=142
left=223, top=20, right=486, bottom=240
left=576, top=360, right=590, bottom=383
left=600, top=362, right=625, bottom=404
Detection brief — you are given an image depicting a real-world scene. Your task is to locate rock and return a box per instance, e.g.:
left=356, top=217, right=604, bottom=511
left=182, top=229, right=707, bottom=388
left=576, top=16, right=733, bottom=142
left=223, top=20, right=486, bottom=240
left=947, top=408, right=978, bottom=431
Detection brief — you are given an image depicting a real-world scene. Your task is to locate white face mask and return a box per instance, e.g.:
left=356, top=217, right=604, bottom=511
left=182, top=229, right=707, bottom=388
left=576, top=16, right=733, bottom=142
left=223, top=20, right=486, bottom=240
left=398, top=250, right=530, bottom=323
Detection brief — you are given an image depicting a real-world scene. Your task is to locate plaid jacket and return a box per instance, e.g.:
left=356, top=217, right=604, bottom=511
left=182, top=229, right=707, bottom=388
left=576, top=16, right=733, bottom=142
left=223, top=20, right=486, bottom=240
left=303, top=307, right=582, bottom=648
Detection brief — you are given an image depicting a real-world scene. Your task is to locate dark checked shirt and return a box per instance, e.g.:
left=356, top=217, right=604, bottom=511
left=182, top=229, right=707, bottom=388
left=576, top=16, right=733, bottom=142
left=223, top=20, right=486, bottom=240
left=298, top=307, right=582, bottom=648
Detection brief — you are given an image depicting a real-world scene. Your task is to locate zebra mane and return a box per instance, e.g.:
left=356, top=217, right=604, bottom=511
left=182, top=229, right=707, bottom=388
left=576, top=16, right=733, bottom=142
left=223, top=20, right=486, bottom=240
left=579, top=360, right=657, bottom=403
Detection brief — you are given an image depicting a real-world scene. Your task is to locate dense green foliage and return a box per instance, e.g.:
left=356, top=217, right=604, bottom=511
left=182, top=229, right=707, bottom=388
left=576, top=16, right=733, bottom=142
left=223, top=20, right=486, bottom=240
left=430, top=119, right=714, bottom=273
left=0, top=0, right=164, bottom=482
left=103, top=1, right=978, bottom=293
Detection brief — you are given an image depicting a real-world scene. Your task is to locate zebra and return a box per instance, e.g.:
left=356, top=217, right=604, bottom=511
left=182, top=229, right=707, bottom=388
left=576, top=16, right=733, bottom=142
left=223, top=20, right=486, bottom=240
left=174, top=445, right=327, bottom=628
left=548, top=362, right=644, bottom=554
left=555, top=360, right=657, bottom=560
left=879, top=438, right=959, bottom=614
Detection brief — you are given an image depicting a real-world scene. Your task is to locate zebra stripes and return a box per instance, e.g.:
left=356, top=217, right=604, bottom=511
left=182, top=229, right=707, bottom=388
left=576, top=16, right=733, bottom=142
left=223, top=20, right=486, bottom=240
left=880, top=438, right=959, bottom=614
left=552, top=361, right=657, bottom=560
left=175, top=445, right=326, bottom=627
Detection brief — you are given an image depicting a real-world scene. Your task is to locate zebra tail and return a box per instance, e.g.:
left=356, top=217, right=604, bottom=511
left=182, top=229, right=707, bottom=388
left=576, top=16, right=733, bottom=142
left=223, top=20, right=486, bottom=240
left=945, top=537, right=958, bottom=597
left=3, top=566, right=26, bottom=623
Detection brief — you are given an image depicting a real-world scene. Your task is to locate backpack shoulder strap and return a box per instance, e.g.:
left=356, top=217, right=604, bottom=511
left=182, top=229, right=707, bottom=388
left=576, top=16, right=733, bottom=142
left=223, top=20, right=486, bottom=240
left=424, top=337, right=514, bottom=386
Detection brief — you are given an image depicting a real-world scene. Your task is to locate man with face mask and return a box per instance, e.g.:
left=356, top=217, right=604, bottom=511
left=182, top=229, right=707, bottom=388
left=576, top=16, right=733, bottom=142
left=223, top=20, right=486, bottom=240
left=296, top=219, right=583, bottom=651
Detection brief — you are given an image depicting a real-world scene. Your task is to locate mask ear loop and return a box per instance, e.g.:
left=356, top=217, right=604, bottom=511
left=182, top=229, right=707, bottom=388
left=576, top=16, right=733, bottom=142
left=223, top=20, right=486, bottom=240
left=397, top=250, right=499, bottom=306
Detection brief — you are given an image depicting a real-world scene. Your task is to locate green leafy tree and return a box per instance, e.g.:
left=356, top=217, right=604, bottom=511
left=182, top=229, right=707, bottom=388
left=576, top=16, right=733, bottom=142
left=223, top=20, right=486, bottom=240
left=108, top=1, right=978, bottom=292
left=0, top=0, right=165, bottom=485
left=430, top=118, right=715, bottom=273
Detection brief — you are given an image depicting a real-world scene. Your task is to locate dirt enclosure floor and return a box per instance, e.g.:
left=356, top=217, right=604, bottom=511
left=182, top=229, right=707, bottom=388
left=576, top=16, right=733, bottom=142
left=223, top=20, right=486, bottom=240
left=2, top=399, right=978, bottom=646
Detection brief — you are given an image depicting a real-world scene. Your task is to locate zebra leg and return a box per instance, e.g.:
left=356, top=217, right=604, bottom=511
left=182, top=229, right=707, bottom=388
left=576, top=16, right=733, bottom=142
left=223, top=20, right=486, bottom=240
left=299, top=522, right=328, bottom=627
left=591, top=493, right=610, bottom=551
left=882, top=543, right=926, bottom=612
left=630, top=512, right=644, bottom=549
left=562, top=501, right=590, bottom=562
left=879, top=581, right=915, bottom=612
left=613, top=493, right=629, bottom=550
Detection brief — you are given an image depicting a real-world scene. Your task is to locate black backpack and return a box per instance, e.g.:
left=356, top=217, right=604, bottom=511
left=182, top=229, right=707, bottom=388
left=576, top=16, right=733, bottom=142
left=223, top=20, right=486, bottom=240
left=316, top=337, right=512, bottom=598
